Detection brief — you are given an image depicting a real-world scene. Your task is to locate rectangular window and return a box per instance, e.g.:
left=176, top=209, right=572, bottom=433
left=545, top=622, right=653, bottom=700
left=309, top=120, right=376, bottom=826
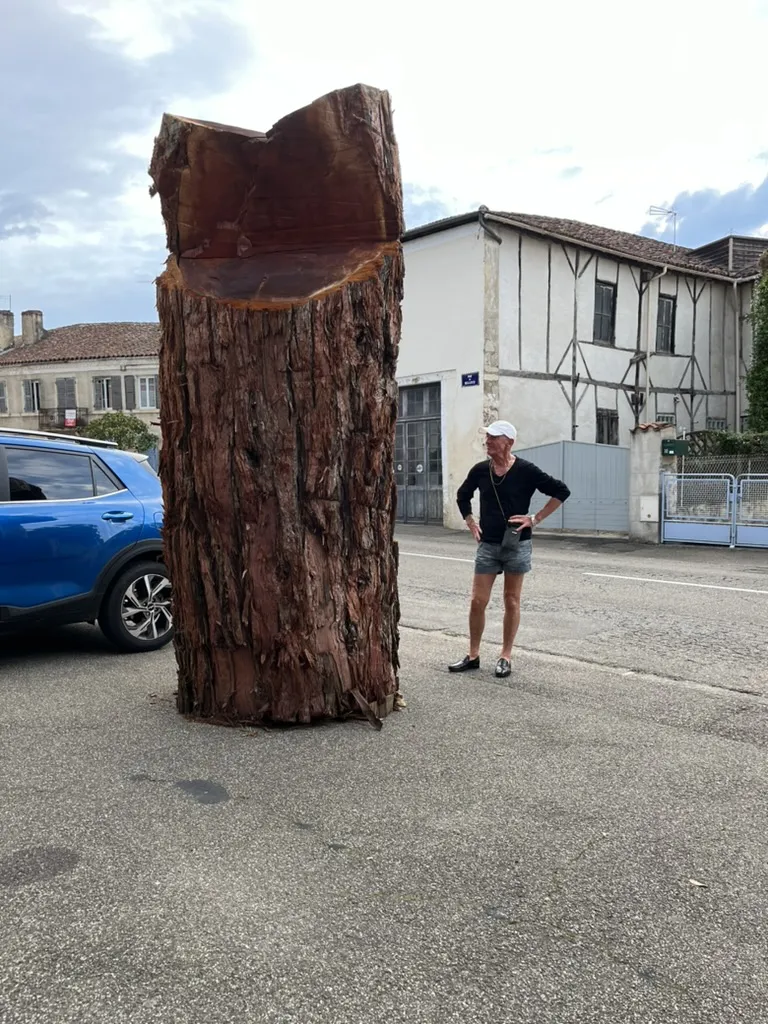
left=138, top=375, right=158, bottom=409
left=398, top=382, right=441, bottom=419
left=596, top=408, right=619, bottom=446
left=93, top=377, right=112, bottom=411
left=655, top=413, right=676, bottom=425
left=23, top=380, right=41, bottom=414
left=6, top=448, right=95, bottom=502
left=593, top=281, right=616, bottom=345
left=707, top=417, right=727, bottom=431
left=0, top=381, right=7, bottom=414
left=656, top=295, right=676, bottom=354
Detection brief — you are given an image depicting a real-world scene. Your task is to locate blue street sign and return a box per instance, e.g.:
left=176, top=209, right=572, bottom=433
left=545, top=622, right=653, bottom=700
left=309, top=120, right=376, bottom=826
left=461, top=372, right=480, bottom=387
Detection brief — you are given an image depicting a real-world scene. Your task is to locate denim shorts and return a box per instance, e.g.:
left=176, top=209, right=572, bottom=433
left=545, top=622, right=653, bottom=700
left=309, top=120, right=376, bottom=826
left=475, top=538, right=533, bottom=576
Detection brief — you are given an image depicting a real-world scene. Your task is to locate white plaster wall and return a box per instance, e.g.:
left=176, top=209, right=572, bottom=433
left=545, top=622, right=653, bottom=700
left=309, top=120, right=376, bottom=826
left=615, top=263, right=640, bottom=350
left=709, top=284, right=726, bottom=395
left=519, top=236, right=549, bottom=373
left=499, top=375, right=571, bottom=449
left=629, top=426, right=676, bottom=543
left=574, top=249, right=595, bottom=343
left=547, top=244, right=575, bottom=374
left=400, top=224, right=486, bottom=528
left=498, top=231, right=520, bottom=371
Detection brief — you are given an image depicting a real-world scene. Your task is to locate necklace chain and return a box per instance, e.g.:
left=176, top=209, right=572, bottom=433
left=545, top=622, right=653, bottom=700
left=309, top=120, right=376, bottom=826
left=490, top=456, right=514, bottom=483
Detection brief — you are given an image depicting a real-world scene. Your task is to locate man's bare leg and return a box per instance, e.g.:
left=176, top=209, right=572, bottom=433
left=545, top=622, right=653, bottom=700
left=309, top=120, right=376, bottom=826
left=469, top=574, right=496, bottom=658
left=500, top=573, right=525, bottom=660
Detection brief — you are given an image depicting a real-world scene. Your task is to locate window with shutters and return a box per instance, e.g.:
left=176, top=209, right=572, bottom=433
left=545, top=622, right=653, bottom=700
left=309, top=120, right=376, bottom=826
left=596, top=408, right=619, bottom=446
left=138, top=375, right=158, bottom=409
left=656, top=295, right=676, bottom=354
left=55, top=377, right=77, bottom=410
left=23, top=380, right=41, bottom=414
left=93, top=377, right=112, bottom=411
left=593, top=281, right=616, bottom=345
left=0, top=381, right=7, bottom=414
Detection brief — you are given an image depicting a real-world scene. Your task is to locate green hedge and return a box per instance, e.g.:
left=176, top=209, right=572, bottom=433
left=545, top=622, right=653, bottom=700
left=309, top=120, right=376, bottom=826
left=703, top=430, right=768, bottom=455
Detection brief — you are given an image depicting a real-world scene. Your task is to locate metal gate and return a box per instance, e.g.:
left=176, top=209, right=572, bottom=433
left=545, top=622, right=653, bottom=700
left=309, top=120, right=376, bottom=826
left=395, top=383, right=442, bottom=523
left=661, top=474, right=768, bottom=548
left=735, top=475, right=768, bottom=548
left=661, top=474, right=734, bottom=546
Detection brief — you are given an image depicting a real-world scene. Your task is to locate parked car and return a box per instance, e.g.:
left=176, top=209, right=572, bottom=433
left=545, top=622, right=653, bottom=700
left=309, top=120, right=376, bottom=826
left=0, top=428, right=171, bottom=652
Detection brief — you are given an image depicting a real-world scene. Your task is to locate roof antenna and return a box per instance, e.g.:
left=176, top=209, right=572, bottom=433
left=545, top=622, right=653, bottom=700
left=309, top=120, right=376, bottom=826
left=648, top=205, right=678, bottom=247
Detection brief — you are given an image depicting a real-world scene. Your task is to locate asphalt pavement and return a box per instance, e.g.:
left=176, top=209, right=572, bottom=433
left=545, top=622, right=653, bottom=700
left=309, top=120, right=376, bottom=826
left=2, top=529, right=768, bottom=1023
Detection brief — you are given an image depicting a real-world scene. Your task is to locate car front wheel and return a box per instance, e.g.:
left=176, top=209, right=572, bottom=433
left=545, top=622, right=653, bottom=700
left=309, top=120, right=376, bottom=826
left=99, top=560, right=174, bottom=653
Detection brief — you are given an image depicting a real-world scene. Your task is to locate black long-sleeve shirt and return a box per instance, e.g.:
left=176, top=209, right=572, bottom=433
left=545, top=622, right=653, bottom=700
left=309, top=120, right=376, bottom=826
left=456, top=458, right=571, bottom=543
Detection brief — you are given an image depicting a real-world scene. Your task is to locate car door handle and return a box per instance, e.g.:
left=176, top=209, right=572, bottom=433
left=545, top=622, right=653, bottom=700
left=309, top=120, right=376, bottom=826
left=102, top=511, right=134, bottom=522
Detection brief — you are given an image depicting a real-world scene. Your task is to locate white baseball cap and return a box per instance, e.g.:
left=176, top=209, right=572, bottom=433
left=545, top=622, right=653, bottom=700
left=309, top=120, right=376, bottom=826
left=484, top=420, right=517, bottom=440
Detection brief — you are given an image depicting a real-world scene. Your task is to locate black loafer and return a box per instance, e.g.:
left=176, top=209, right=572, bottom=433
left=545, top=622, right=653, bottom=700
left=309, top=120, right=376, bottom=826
left=448, top=655, right=480, bottom=673
left=495, top=658, right=511, bottom=678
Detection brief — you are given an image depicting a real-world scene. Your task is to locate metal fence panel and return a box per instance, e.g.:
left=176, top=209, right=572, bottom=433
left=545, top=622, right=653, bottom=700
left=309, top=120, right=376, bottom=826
left=515, top=440, right=629, bottom=533
left=735, top=475, right=768, bottom=548
left=677, top=454, right=768, bottom=477
left=661, top=474, right=734, bottom=546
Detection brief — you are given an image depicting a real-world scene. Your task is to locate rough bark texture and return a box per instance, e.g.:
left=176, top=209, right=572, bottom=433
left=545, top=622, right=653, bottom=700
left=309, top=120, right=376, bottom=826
left=149, top=85, right=403, bottom=725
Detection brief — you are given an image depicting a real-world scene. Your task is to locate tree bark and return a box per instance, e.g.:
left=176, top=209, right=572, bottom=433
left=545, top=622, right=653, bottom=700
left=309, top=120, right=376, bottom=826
left=148, top=85, right=403, bottom=726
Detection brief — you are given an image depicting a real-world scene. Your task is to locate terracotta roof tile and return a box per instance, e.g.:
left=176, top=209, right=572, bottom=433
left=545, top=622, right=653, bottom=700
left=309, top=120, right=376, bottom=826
left=0, top=322, right=160, bottom=366
left=490, top=211, right=731, bottom=276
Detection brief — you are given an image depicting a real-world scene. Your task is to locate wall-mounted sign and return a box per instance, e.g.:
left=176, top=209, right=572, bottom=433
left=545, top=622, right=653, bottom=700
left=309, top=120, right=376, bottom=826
left=64, top=409, right=77, bottom=428
left=461, top=372, right=479, bottom=387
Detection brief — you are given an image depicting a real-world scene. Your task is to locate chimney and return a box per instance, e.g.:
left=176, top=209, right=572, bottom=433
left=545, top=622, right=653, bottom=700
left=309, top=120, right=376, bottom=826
left=0, top=311, right=13, bottom=352
left=21, top=309, right=44, bottom=347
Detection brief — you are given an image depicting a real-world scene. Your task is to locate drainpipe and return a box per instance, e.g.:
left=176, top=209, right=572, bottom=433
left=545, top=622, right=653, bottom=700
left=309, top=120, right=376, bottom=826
left=644, top=266, right=668, bottom=416
left=477, top=205, right=503, bottom=244
left=733, top=280, right=741, bottom=432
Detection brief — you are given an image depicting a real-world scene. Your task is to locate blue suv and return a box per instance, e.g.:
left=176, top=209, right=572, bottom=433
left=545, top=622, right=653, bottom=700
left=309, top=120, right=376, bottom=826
left=0, top=429, right=172, bottom=652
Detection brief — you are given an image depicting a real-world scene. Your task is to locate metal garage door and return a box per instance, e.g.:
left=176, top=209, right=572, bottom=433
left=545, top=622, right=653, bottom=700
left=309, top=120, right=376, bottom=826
left=515, top=440, right=630, bottom=534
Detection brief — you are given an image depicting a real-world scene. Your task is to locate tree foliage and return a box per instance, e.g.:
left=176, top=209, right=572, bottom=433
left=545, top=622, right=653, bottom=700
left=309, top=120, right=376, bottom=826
left=746, top=252, right=768, bottom=432
left=79, top=411, right=156, bottom=452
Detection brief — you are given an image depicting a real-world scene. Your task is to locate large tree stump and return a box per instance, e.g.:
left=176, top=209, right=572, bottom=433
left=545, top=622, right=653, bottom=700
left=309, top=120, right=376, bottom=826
left=148, top=85, right=403, bottom=726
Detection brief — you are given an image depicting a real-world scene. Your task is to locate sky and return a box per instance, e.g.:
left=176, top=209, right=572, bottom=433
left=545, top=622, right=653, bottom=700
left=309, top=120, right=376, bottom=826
left=1, top=0, right=767, bottom=328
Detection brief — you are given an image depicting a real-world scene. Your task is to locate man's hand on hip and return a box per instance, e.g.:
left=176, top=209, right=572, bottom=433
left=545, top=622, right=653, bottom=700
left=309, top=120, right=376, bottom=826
left=466, top=516, right=482, bottom=543
left=508, top=514, right=535, bottom=533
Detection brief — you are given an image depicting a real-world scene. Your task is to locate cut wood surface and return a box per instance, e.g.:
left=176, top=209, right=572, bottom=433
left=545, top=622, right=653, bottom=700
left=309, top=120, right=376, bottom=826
left=149, top=85, right=403, bottom=725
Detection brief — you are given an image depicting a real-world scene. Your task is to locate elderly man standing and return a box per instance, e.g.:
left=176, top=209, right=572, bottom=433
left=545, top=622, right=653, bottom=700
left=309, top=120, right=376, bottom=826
left=448, top=420, right=570, bottom=679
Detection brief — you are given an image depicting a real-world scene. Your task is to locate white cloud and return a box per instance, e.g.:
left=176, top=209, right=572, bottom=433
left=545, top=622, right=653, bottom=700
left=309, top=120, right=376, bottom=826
left=184, top=0, right=768, bottom=233
left=54, top=0, right=768, bottom=237
left=6, top=0, right=768, bottom=326
left=62, top=0, right=226, bottom=59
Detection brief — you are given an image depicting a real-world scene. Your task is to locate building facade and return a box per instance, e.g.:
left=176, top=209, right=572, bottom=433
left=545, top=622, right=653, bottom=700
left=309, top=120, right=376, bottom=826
left=0, top=311, right=160, bottom=438
left=397, top=210, right=765, bottom=529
